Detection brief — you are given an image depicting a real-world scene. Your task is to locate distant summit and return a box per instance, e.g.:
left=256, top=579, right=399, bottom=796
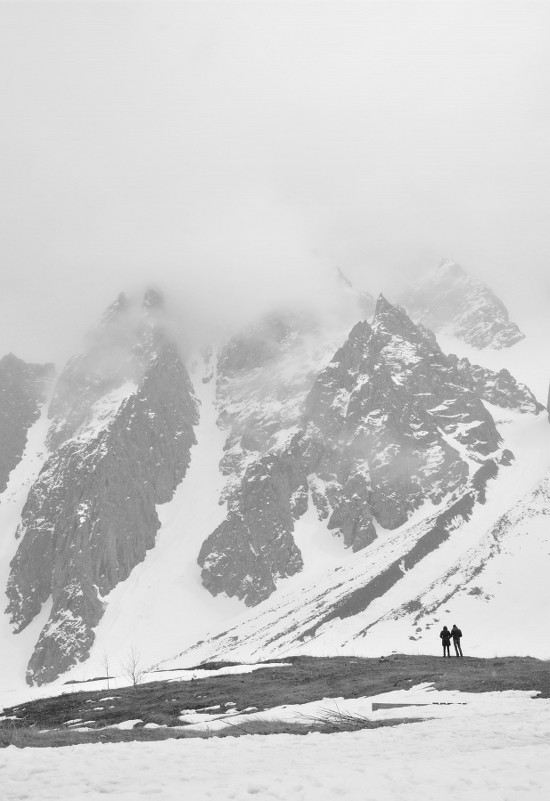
left=397, top=259, right=525, bottom=349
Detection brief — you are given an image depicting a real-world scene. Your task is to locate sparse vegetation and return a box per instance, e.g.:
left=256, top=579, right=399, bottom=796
left=121, top=645, right=145, bottom=688
left=1, top=654, right=548, bottom=748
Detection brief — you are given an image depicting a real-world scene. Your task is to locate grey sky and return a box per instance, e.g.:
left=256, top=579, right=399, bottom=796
left=1, top=1, right=549, bottom=364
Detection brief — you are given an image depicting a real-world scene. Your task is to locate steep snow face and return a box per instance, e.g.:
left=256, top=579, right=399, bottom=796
left=0, top=403, right=54, bottom=690
left=0, top=354, right=54, bottom=493
left=397, top=259, right=525, bottom=349
left=197, top=295, right=542, bottom=609
left=5, top=292, right=199, bottom=685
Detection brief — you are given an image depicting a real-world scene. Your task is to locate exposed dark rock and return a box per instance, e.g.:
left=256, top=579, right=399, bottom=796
left=0, top=354, right=54, bottom=494
left=448, top=358, right=544, bottom=414
left=397, top=259, right=525, bottom=349
left=302, top=296, right=497, bottom=531
left=6, top=294, right=199, bottom=684
left=198, top=442, right=307, bottom=606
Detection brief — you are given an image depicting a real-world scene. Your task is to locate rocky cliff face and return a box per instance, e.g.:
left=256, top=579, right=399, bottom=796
left=0, top=354, right=54, bottom=494
left=6, top=291, right=199, bottom=684
left=397, top=259, right=525, bottom=349
left=198, top=296, right=541, bottom=606
left=199, top=311, right=340, bottom=605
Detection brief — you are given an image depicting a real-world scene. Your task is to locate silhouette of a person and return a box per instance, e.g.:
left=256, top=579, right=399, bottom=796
left=440, top=626, right=451, bottom=657
left=451, top=624, right=463, bottom=657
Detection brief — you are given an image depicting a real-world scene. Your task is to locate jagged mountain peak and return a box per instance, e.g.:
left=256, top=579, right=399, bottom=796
left=48, top=290, right=178, bottom=449
left=373, top=293, right=416, bottom=330
left=100, top=292, right=130, bottom=323
left=142, top=287, right=165, bottom=311
left=434, top=257, right=467, bottom=280
left=370, top=295, right=438, bottom=358
left=396, top=259, right=524, bottom=349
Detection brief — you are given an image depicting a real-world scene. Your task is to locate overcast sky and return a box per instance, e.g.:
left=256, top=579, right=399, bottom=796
left=1, top=1, right=549, bottom=364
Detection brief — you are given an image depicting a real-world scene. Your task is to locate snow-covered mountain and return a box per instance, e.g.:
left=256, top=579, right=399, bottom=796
left=2, top=291, right=199, bottom=684
left=396, top=259, right=525, bottom=349
left=0, top=265, right=548, bottom=688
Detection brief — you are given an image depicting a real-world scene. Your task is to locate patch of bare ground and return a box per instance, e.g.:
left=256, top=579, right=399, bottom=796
left=1, top=654, right=547, bottom=748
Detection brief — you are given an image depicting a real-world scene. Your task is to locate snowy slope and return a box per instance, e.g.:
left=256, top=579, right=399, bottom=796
left=158, top=406, right=550, bottom=667
left=0, top=402, right=54, bottom=688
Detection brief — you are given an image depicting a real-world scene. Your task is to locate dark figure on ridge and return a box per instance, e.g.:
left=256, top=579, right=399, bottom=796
left=451, top=624, right=463, bottom=657
left=440, top=625, right=451, bottom=657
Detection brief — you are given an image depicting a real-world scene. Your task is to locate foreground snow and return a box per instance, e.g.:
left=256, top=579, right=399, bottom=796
left=1, top=686, right=549, bottom=800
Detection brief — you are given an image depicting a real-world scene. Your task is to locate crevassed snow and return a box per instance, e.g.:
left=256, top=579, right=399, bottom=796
left=1, top=687, right=549, bottom=801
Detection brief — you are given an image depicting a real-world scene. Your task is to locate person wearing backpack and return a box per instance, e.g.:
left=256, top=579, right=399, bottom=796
left=440, top=625, right=451, bottom=657
left=451, top=624, right=463, bottom=657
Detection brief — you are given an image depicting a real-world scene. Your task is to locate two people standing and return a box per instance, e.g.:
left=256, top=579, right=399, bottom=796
left=440, top=624, right=463, bottom=657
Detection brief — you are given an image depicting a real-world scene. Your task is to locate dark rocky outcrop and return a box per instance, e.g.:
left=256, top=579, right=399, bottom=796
left=6, top=292, right=199, bottom=684
left=301, top=297, right=498, bottom=532
left=449, top=358, right=544, bottom=414
left=0, top=354, right=54, bottom=494
left=397, top=259, right=525, bottom=349
left=199, top=442, right=308, bottom=606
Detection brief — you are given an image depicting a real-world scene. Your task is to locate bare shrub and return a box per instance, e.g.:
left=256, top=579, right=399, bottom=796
left=101, top=653, right=111, bottom=690
left=121, top=646, right=145, bottom=688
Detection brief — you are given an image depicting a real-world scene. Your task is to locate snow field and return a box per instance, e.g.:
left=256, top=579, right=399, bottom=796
left=1, top=686, right=549, bottom=800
